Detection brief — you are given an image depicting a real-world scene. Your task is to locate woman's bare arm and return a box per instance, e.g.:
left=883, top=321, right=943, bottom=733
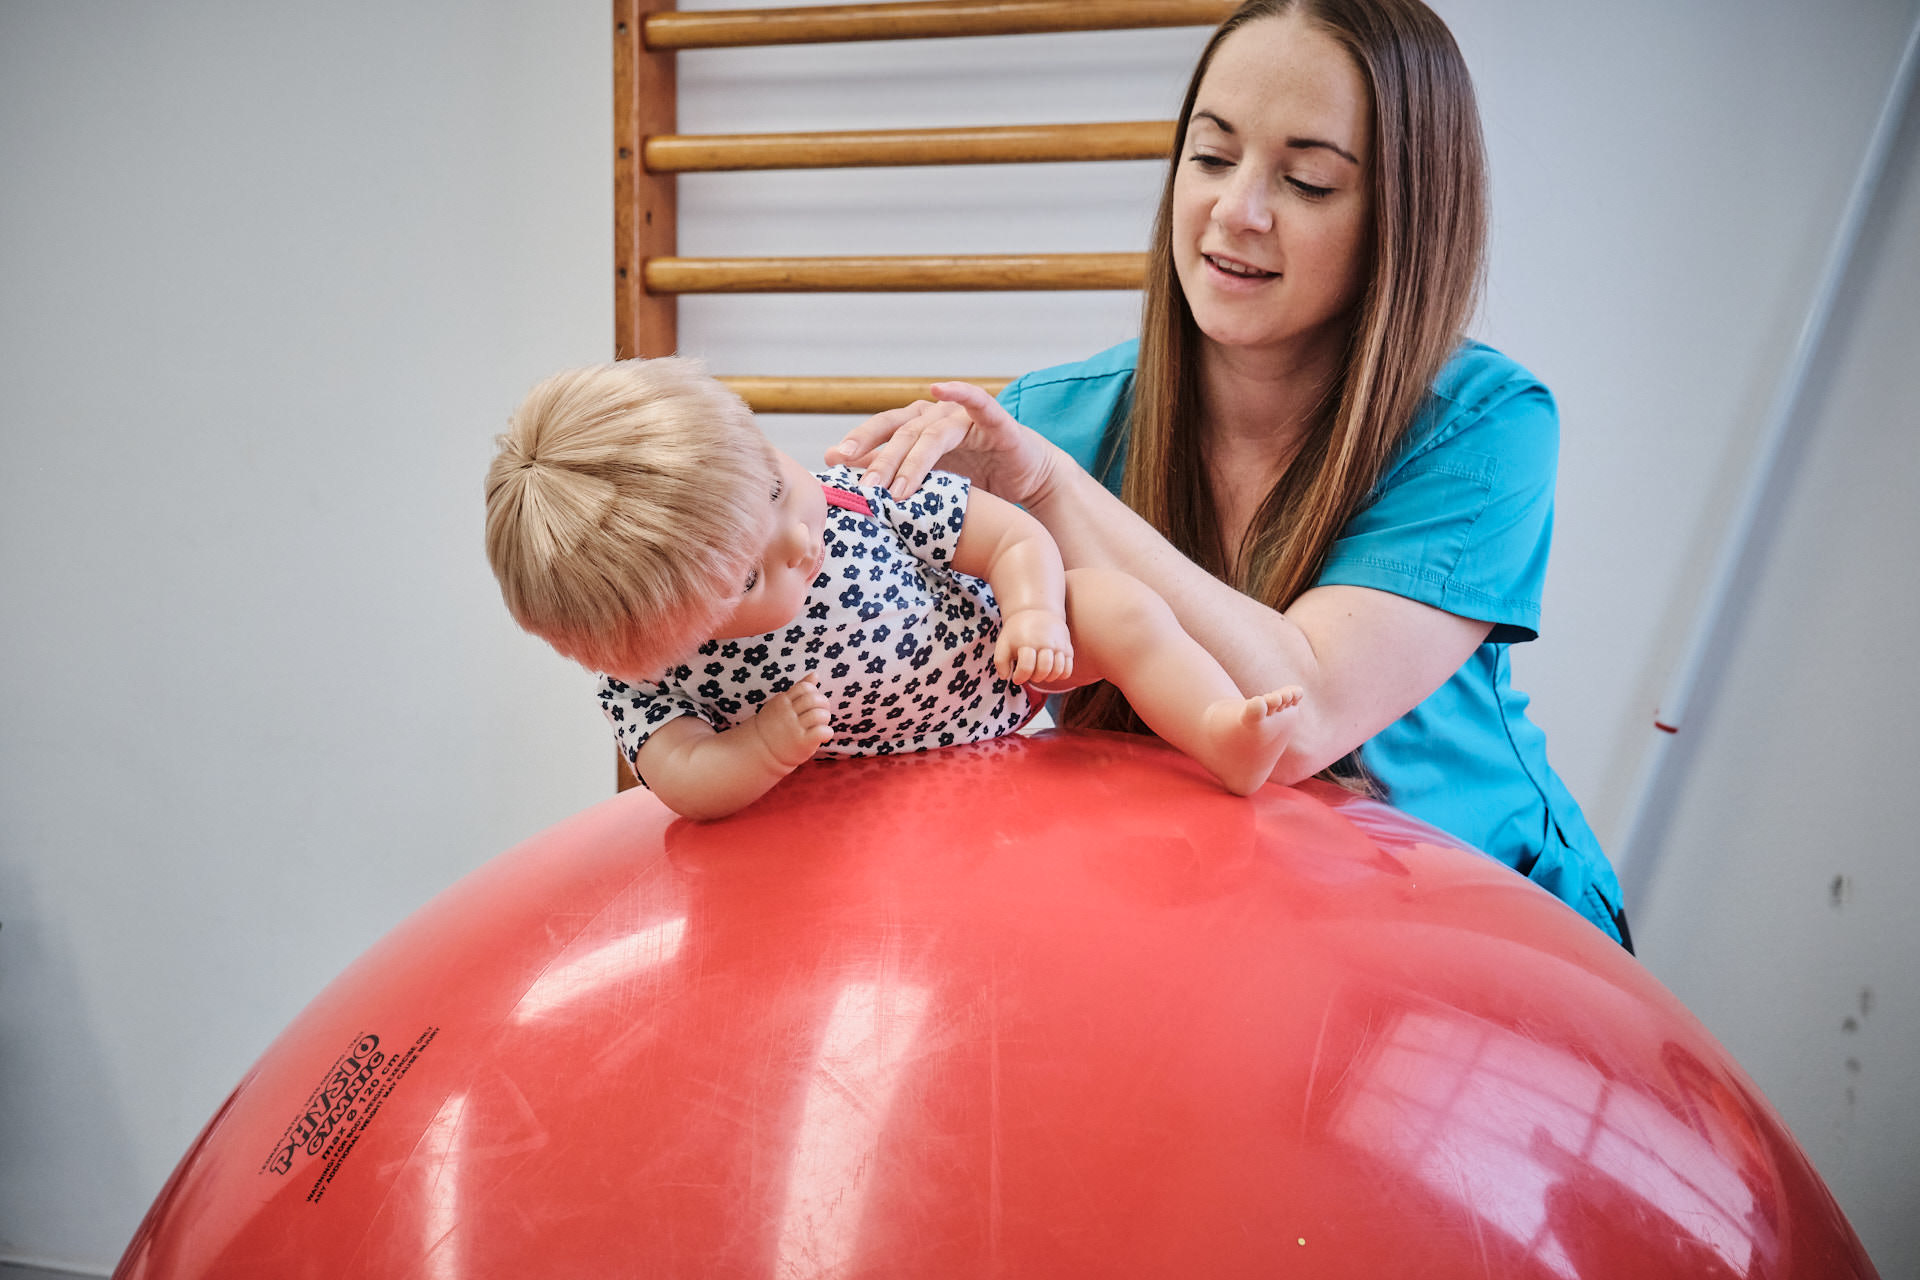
left=832, top=383, right=1490, bottom=783
left=1023, top=450, right=1489, bottom=781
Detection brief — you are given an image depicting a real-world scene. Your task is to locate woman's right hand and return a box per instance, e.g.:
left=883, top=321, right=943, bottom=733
left=824, top=381, right=1058, bottom=505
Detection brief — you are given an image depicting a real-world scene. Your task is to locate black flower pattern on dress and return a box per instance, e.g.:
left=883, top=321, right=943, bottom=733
left=596, top=467, right=1033, bottom=787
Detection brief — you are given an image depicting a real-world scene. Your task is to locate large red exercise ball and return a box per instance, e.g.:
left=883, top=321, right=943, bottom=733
left=115, top=730, right=1875, bottom=1279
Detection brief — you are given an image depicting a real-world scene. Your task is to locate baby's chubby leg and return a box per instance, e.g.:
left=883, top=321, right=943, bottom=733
left=1061, top=568, right=1302, bottom=795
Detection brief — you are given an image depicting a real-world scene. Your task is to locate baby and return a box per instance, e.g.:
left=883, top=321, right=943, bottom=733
left=485, top=358, right=1303, bottom=819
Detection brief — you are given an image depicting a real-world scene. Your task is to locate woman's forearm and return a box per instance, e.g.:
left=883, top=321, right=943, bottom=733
left=1024, top=453, right=1490, bottom=782
left=1023, top=450, right=1315, bottom=687
left=829, top=387, right=1491, bottom=780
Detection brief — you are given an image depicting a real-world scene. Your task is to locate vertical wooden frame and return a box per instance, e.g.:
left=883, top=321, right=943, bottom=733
left=615, top=0, right=678, bottom=362
left=613, top=0, right=678, bottom=790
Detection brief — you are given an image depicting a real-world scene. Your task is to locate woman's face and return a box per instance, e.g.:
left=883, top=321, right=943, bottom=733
left=1171, top=13, right=1373, bottom=369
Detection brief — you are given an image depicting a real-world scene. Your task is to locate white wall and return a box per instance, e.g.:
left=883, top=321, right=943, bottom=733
left=1634, top=55, right=1920, bottom=1270
left=0, top=1, right=615, bottom=1266
left=2, top=0, right=1915, bottom=1272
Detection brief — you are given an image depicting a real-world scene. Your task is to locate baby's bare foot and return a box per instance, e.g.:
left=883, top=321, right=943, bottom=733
left=1198, top=686, right=1305, bottom=795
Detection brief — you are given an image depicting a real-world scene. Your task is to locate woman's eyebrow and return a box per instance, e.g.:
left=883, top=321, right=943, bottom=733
left=1192, top=109, right=1358, bottom=166
left=1288, top=136, right=1360, bottom=165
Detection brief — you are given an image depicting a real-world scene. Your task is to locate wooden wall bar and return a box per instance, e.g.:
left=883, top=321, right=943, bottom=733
left=615, top=0, right=679, bottom=361
left=645, top=0, right=1235, bottom=50
left=720, top=376, right=1012, bottom=415
left=645, top=120, right=1174, bottom=171
left=613, top=0, right=680, bottom=789
left=645, top=252, right=1144, bottom=293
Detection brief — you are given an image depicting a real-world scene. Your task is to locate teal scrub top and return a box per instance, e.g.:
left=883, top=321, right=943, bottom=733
left=999, top=339, right=1625, bottom=941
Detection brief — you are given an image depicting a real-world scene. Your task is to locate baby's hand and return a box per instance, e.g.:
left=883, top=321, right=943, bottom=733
left=753, top=673, right=834, bottom=767
left=996, top=608, right=1073, bottom=686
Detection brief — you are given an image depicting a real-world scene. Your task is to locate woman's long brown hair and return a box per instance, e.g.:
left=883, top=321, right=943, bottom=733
left=1064, top=0, right=1489, bottom=780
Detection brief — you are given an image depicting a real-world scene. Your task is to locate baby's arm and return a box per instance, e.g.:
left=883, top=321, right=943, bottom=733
left=950, top=488, right=1074, bottom=687
left=632, top=674, right=833, bottom=819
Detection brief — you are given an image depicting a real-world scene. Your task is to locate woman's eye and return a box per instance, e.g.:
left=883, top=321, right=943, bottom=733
left=1288, top=177, right=1334, bottom=199
left=1188, top=152, right=1232, bottom=171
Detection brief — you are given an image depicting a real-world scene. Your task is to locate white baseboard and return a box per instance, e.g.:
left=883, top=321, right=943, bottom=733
left=0, top=1254, right=113, bottom=1279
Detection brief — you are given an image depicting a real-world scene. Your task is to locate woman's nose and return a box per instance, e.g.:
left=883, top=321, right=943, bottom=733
left=1214, top=169, right=1273, bottom=234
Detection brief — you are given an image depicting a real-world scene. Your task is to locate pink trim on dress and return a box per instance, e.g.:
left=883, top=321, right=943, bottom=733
left=822, top=485, right=873, bottom=517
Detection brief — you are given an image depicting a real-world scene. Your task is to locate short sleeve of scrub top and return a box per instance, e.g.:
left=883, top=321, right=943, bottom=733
left=1317, top=346, right=1555, bottom=645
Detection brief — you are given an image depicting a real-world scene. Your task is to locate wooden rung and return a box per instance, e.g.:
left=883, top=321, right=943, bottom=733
left=644, top=253, right=1143, bottom=293
left=721, top=376, right=1012, bottom=415
left=645, top=0, right=1235, bottom=50
left=645, top=120, right=1174, bottom=172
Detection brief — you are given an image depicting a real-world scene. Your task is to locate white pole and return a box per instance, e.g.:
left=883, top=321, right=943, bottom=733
left=1613, top=9, right=1920, bottom=912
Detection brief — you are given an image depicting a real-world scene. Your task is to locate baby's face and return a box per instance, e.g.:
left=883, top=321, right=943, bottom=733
left=709, top=448, right=829, bottom=641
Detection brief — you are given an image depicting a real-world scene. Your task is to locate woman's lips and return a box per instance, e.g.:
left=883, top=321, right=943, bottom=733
left=1204, top=252, right=1277, bottom=280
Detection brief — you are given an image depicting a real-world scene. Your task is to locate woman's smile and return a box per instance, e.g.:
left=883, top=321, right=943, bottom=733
left=1202, top=251, right=1279, bottom=281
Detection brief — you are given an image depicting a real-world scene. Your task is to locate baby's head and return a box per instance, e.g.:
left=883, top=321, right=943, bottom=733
left=484, top=357, right=776, bottom=681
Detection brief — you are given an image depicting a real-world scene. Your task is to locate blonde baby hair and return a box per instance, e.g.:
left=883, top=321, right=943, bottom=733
left=484, top=357, right=773, bottom=680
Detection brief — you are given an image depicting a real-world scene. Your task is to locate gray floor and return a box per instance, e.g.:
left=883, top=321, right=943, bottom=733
left=0, top=1264, right=105, bottom=1280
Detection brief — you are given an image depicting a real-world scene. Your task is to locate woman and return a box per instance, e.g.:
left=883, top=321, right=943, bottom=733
left=827, top=0, right=1628, bottom=947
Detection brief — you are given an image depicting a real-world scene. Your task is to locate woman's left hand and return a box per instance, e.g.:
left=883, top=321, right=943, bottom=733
left=826, top=382, right=1058, bottom=505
